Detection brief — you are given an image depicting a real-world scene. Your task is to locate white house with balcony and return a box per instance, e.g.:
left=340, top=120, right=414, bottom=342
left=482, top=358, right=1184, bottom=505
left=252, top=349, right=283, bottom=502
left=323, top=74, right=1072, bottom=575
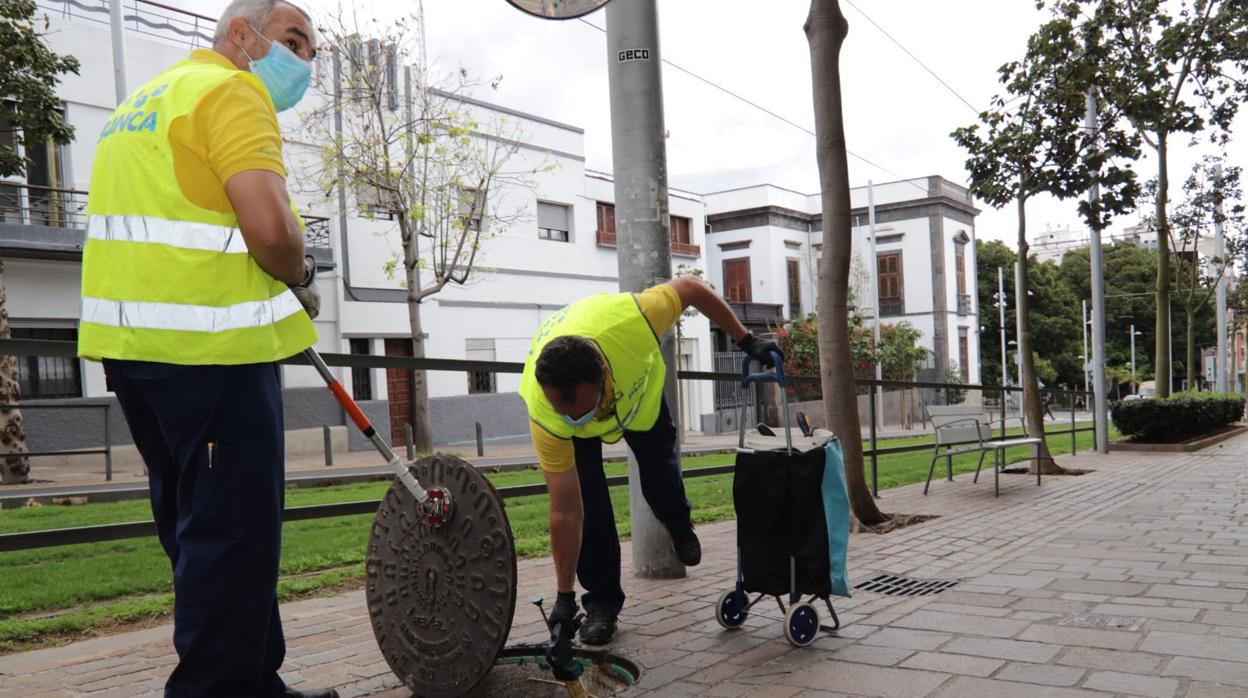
left=703, top=177, right=982, bottom=386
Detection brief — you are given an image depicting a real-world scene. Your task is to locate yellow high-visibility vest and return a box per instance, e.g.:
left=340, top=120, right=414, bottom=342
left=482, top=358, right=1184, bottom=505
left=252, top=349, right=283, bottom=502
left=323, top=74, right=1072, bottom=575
left=78, top=56, right=316, bottom=365
left=519, top=293, right=666, bottom=443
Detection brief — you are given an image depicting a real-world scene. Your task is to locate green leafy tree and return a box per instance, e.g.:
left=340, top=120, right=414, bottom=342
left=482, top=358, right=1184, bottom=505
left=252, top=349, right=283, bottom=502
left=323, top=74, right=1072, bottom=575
left=0, top=0, right=79, bottom=485
left=976, top=240, right=1017, bottom=387
left=952, top=14, right=1139, bottom=474
left=1059, top=241, right=1161, bottom=375
left=1046, top=0, right=1248, bottom=397
left=1161, top=157, right=1245, bottom=389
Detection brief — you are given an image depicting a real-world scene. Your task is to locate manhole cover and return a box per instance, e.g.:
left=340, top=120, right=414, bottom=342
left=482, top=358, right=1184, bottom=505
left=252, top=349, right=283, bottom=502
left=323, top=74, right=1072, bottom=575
left=854, top=574, right=960, bottom=597
left=366, top=455, right=518, bottom=697
left=1058, top=614, right=1146, bottom=632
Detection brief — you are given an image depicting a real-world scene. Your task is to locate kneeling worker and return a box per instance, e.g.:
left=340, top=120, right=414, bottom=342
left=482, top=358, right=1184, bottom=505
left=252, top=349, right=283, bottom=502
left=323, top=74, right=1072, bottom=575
left=521, top=277, right=781, bottom=645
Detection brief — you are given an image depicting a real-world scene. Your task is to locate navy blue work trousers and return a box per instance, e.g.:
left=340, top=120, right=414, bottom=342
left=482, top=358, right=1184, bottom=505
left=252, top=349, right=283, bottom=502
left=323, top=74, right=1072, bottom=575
left=105, top=360, right=287, bottom=698
left=573, top=397, right=692, bottom=616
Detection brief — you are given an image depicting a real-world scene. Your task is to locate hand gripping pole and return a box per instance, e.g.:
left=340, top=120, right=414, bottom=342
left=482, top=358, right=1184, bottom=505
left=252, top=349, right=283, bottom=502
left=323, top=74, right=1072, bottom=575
left=304, top=348, right=451, bottom=526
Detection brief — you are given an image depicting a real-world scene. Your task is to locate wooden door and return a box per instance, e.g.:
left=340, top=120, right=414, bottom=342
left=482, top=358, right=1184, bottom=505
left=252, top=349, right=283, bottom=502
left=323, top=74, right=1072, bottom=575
left=384, top=338, right=414, bottom=445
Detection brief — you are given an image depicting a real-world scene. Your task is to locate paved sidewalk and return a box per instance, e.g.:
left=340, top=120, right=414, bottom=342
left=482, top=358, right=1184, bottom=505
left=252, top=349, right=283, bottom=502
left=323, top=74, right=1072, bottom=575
left=1, top=422, right=1208, bottom=698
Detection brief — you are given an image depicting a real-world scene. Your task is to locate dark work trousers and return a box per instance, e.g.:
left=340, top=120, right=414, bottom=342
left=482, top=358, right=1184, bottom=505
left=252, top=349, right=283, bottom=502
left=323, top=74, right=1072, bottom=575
left=572, top=397, right=692, bottom=616
left=104, top=360, right=287, bottom=698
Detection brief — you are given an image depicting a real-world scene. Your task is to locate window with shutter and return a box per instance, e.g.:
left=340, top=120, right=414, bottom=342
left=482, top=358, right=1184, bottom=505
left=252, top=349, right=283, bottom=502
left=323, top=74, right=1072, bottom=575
left=538, top=201, right=570, bottom=242
left=723, top=258, right=752, bottom=302
left=877, top=252, right=903, bottom=315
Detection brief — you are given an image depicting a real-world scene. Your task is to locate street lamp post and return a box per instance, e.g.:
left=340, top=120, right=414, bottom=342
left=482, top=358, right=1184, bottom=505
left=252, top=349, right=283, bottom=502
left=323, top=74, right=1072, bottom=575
left=1130, top=324, right=1137, bottom=396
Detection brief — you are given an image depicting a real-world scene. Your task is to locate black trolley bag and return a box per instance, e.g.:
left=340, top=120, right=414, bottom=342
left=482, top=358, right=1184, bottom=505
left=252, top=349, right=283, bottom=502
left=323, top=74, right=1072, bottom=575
left=713, top=353, right=852, bottom=647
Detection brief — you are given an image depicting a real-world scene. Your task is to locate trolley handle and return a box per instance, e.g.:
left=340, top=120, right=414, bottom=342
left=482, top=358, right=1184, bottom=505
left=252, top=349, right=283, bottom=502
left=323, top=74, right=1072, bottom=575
left=740, top=352, right=786, bottom=388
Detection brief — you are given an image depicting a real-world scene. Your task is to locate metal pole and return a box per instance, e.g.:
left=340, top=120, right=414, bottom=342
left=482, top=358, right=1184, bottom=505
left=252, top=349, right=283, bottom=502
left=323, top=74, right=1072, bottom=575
left=998, top=267, right=1007, bottom=389
left=109, top=0, right=129, bottom=105
left=869, top=382, right=878, bottom=497
left=1215, top=163, right=1229, bottom=393
left=1086, top=90, right=1109, bottom=453
left=1130, top=324, right=1136, bottom=396
left=1082, top=300, right=1089, bottom=406
left=1070, top=389, right=1076, bottom=454
left=405, top=423, right=415, bottom=461
left=323, top=425, right=334, bottom=466
left=475, top=421, right=484, bottom=458
left=606, top=0, right=683, bottom=577
left=1014, top=259, right=1025, bottom=424
left=869, top=181, right=883, bottom=418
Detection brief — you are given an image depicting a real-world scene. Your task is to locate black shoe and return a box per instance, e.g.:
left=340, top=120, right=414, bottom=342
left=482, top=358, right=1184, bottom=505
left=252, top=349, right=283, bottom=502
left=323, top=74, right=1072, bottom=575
left=756, top=422, right=776, bottom=436
left=579, top=611, right=617, bottom=645
left=284, top=688, right=340, bottom=698
left=670, top=525, right=702, bottom=567
left=796, top=410, right=814, bottom=437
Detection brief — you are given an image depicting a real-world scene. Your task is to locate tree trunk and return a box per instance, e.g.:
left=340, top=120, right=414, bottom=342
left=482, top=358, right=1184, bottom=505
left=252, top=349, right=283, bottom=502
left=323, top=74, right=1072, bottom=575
left=0, top=261, right=31, bottom=485
left=1154, top=132, right=1172, bottom=397
left=806, top=0, right=886, bottom=525
left=405, top=294, right=434, bottom=453
left=1016, top=196, right=1063, bottom=474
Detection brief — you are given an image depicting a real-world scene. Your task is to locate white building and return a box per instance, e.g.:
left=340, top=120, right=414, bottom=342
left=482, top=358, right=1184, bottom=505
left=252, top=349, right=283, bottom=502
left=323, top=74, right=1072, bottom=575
left=703, top=177, right=982, bottom=386
left=1, top=1, right=977, bottom=454
left=1031, top=224, right=1088, bottom=264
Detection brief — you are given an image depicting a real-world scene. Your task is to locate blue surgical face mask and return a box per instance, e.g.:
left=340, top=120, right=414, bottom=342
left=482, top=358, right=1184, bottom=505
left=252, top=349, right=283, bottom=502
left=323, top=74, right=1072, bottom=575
left=240, top=24, right=311, bottom=112
left=561, top=392, right=600, bottom=427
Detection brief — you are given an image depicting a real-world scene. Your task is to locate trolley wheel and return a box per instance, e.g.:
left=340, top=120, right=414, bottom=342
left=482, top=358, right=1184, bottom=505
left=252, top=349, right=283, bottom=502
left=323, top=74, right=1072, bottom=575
left=715, top=589, right=750, bottom=629
left=784, top=602, right=819, bottom=647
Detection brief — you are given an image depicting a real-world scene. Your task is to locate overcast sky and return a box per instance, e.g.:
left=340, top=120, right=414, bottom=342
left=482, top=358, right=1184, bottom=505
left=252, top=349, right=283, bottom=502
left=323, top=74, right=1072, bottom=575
left=186, top=0, right=1247, bottom=250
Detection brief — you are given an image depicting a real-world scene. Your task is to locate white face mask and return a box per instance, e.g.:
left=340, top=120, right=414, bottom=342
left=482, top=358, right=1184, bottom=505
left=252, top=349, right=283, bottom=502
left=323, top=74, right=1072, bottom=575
left=561, top=390, right=601, bottom=427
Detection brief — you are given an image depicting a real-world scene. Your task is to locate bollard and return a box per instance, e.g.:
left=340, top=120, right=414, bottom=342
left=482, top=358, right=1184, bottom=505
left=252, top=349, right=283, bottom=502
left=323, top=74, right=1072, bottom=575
left=104, top=404, right=113, bottom=482
left=405, top=424, right=415, bottom=461
left=475, top=421, right=484, bottom=457
left=323, top=425, right=333, bottom=466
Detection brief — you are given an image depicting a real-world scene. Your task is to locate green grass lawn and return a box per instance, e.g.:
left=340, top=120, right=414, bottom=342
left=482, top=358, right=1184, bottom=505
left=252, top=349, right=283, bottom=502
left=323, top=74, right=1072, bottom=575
left=0, top=423, right=1110, bottom=651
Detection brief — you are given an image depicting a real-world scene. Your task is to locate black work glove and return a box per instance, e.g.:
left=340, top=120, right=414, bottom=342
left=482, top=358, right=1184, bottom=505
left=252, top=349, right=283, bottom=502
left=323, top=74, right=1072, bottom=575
left=737, top=332, right=782, bottom=369
left=546, top=591, right=582, bottom=680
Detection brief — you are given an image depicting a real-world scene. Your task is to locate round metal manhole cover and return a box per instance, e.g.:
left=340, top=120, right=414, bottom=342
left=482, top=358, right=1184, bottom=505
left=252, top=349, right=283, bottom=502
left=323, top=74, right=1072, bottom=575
left=366, top=455, right=517, bottom=697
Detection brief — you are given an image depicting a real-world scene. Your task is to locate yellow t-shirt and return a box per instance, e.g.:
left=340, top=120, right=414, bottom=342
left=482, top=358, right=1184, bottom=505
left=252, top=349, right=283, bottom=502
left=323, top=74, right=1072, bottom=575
left=169, top=49, right=287, bottom=214
left=532, top=283, right=683, bottom=473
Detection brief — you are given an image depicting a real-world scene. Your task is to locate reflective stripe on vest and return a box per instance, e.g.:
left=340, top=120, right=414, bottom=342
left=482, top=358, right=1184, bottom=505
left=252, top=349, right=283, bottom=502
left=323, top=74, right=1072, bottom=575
left=81, top=291, right=303, bottom=333
left=88, top=214, right=250, bottom=255
left=78, top=52, right=317, bottom=365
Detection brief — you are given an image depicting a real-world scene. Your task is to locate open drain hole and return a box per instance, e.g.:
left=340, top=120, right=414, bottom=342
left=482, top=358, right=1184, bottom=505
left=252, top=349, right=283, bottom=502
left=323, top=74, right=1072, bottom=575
left=855, top=574, right=960, bottom=597
left=462, top=645, right=641, bottom=697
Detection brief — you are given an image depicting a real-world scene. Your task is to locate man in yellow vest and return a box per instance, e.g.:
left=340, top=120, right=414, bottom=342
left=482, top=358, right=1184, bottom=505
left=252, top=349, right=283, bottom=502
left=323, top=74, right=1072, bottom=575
left=521, top=277, right=781, bottom=645
left=78, top=1, right=335, bottom=695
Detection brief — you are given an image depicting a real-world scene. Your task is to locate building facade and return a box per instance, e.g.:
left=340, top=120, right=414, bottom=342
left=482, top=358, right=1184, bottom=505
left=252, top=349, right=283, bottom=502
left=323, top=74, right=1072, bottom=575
left=1, top=0, right=978, bottom=455
left=702, top=177, right=982, bottom=386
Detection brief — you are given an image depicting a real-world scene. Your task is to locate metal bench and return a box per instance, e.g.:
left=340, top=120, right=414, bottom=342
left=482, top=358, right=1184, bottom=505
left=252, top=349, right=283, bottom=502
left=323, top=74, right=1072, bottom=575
left=924, top=405, right=1043, bottom=497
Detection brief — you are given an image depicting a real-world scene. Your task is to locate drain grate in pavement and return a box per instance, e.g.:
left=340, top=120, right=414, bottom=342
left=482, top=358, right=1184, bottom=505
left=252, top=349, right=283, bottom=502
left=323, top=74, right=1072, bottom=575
left=854, top=574, right=960, bottom=597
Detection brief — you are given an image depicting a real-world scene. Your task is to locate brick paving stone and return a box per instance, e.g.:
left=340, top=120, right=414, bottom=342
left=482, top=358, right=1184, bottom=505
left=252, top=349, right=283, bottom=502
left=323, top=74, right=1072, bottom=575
left=1184, top=682, right=1248, bottom=698
left=1145, top=584, right=1247, bottom=603
left=858, top=627, right=951, bottom=651
left=1055, top=646, right=1163, bottom=674
left=1162, top=656, right=1248, bottom=686
left=942, top=637, right=1063, bottom=663
left=1082, top=670, right=1178, bottom=697
left=828, top=643, right=914, bottom=667
left=996, top=661, right=1085, bottom=686
left=1090, top=602, right=1200, bottom=622
left=932, top=676, right=1109, bottom=697
left=892, top=610, right=1030, bottom=638
left=898, top=651, right=1004, bottom=677
left=785, top=661, right=950, bottom=698
left=1141, top=630, right=1248, bottom=662
left=1017, top=623, right=1140, bottom=650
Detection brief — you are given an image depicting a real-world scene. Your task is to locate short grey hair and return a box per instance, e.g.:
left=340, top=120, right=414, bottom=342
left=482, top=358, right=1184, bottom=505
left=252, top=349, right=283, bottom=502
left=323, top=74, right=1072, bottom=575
left=212, top=0, right=312, bottom=47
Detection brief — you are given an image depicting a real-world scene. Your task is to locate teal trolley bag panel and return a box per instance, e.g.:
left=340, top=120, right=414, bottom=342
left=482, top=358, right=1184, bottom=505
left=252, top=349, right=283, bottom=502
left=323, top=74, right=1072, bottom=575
left=820, top=437, right=852, bottom=597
